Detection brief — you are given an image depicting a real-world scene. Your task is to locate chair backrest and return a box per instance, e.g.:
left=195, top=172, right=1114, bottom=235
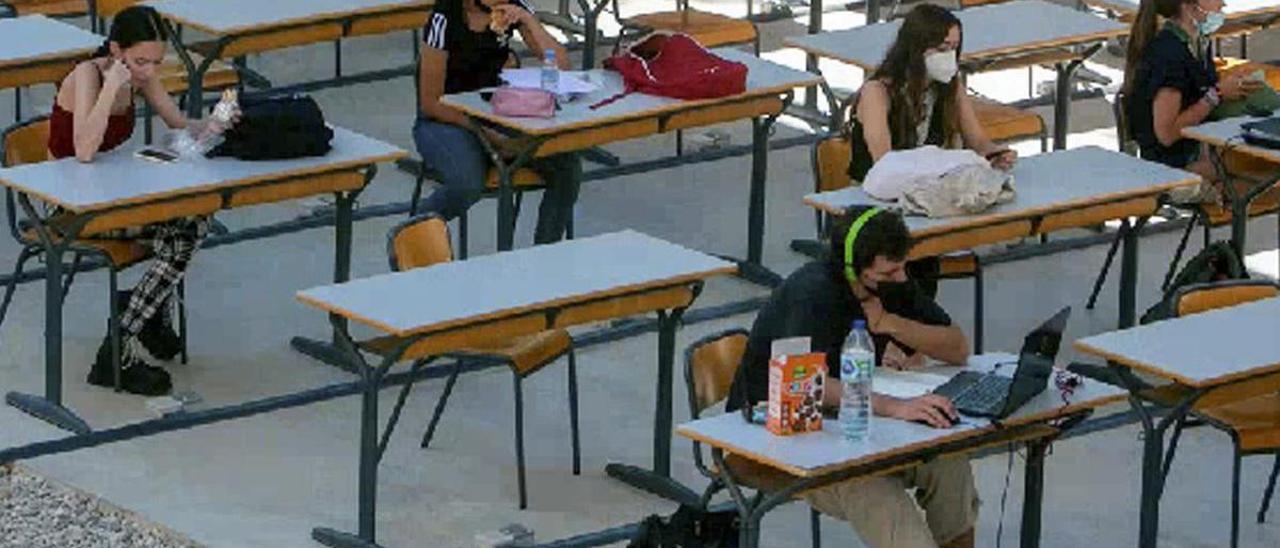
left=812, top=136, right=853, bottom=194
left=386, top=213, right=452, bottom=272
left=1112, top=90, right=1137, bottom=156
left=683, top=328, right=750, bottom=418
left=1174, top=280, right=1280, bottom=318
left=2, top=116, right=50, bottom=168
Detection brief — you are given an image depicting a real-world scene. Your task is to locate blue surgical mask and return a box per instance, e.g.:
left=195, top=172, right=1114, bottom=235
left=1196, top=5, right=1225, bottom=36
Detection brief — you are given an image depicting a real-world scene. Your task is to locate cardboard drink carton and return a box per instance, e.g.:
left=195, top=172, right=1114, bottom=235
left=766, top=338, right=826, bottom=436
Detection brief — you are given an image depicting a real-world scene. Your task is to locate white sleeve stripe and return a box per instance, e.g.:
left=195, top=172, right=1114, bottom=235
left=514, top=0, right=535, bottom=14
left=425, top=14, right=447, bottom=49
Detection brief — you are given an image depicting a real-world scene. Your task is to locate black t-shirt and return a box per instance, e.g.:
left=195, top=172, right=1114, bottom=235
left=1128, top=23, right=1218, bottom=169
left=725, top=261, right=953, bottom=411
left=422, top=0, right=533, bottom=95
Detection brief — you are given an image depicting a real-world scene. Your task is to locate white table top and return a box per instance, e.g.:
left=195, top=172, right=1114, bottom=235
left=677, top=353, right=1126, bottom=478
left=297, top=230, right=738, bottom=338
left=441, top=49, right=823, bottom=136
left=803, top=146, right=1199, bottom=237
left=0, top=15, right=104, bottom=69
left=0, top=126, right=405, bottom=213
left=785, top=0, right=1126, bottom=70
left=1084, top=0, right=1279, bottom=18
left=144, top=0, right=431, bottom=35
left=1076, top=297, right=1280, bottom=388
left=1182, top=116, right=1280, bottom=165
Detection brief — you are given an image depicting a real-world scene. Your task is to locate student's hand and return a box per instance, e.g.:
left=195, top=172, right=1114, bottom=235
left=987, top=148, right=1017, bottom=171
left=883, top=342, right=925, bottom=371
left=490, top=4, right=531, bottom=32
left=103, top=60, right=132, bottom=92
left=1221, top=74, right=1265, bottom=101
left=858, top=292, right=890, bottom=333
left=876, top=394, right=958, bottom=428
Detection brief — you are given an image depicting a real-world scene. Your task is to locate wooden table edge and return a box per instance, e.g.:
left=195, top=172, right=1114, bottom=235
left=1182, top=126, right=1280, bottom=164
left=154, top=1, right=433, bottom=38
left=0, top=150, right=406, bottom=215
left=444, top=81, right=823, bottom=137
left=785, top=28, right=1126, bottom=72
left=0, top=48, right=97, bottom=74
left=296, top=264, right=739, bottom=339
left=802, top=175, right=1199, bottom=238
left=1073, top=339, right=1203, bottom=387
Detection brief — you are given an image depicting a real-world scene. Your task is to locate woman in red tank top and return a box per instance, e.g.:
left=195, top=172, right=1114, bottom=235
left=53, top=6, right=232, bottom=396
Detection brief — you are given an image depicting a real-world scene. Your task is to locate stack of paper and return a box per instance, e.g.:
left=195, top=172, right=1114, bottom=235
left=499, top=68, right=598, bottom=95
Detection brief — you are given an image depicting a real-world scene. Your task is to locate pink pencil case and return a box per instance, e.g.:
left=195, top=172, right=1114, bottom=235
left=491, top=87, right=555, bottom=118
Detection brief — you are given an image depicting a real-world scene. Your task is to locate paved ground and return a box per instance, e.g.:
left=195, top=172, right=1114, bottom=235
left=1, top=0, right=1279, bottom=546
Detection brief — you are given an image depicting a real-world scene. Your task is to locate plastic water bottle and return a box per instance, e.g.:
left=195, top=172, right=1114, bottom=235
left=541, top=49, right=559, bottom=94
left=840, top=320, right=875, bottom=442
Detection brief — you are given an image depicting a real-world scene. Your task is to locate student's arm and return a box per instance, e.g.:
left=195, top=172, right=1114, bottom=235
left=503, top=2, right=568, bottom=69
left=417, top=45, right=473, bottom=128
left=862, top=293, right=970, bottom=366
left=1151, top=88, right=1212, bottom=147
left=139, top=75, right=187, bottom=130
left=71, top=62, right=129, bottom=162
left=855, top=80, right=894, bottom=162
left=956, top=85, right=1016, bottom=170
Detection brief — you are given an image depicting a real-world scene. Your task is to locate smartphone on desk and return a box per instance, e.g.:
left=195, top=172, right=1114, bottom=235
left=135, top=148, right=179, bottom=164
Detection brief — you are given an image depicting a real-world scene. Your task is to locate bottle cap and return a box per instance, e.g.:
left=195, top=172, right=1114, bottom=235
left=852, top=319, right=866, bottom=330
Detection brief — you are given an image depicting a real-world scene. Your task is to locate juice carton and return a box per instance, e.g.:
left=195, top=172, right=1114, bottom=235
left=766, top=338, right=827, bottom=436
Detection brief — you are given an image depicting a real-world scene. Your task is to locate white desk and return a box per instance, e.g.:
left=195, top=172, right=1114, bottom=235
left=144, top=0, right=433, bottom=115
left=442, top=49, right=822, bottom=287
left=1076, top=297, right=1280, bottom=548
left=804, top=146, right=1200, bottom=328
left=297, top=230, right=735, bottom=548
left=785, top=0, right=1126, bottom=150
left=678, top=353, right=1125, bottom=548
left=0, top=15, right=103, bottom=119
left=0, top=126, right=406, bottom=435
left=1182, top=116, right=1280, bottom=258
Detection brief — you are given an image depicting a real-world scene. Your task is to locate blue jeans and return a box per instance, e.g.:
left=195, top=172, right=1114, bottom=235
left=412, top=117, right=582, bottom=245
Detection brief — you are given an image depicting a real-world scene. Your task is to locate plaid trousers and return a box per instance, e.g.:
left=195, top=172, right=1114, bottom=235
left=115, top=216, right=208, bottom=339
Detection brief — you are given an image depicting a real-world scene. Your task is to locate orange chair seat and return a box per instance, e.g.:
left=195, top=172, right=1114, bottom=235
left=972, top=97, right=1045, bottom=143
left=158, top=52, right=240, bottom=95
left=485, top=167, right=543, bottom=191
left=362, top=328, right=572, bottom=376
left=10, top=0, right=87, bottom=17
left=1202, top=184, right=1280, bottom=226
left=1200, top=393, right=1280, bottom=452
left=21, top=229, right=152, bottom=268
left=625, top=10, right=757, bottom=48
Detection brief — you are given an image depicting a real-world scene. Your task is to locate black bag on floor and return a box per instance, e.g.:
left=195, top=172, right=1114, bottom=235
left=208, top=94, right=333, bottom=160
left=628, top=504, right=740, bottom=548
left=1140, top=240, right=1247, bottom=324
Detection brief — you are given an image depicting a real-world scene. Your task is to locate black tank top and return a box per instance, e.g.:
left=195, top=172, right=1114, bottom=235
left=847, top=87, right=947, bottom=182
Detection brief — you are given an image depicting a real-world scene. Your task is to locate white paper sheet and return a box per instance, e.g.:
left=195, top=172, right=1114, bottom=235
left=500, top=68, right=598, bottom=95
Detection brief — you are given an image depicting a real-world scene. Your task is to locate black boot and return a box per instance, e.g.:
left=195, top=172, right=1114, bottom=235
left=87, top=335, right=172, bottom=396
left=118, top=290, right=183, bottom=362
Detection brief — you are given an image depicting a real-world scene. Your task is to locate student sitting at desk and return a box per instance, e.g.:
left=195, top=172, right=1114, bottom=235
left=846, top=4, right=1017, bottom=184
left=727, top=207, right=976, bottom=548
left=413, top=0, right=581, bottom=245
left=48, top=6, right=232, bottom=396
left=1124, top=0, right=1263, bottom=203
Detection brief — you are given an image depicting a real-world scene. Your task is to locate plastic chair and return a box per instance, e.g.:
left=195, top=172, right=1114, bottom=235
left=0, top=115, right=188, bottom=391
left=381, top=213, right=580, bottom=510
left=1158, top=280, right=1280, bottom=546
left=683, top=328, right=822, bottom=547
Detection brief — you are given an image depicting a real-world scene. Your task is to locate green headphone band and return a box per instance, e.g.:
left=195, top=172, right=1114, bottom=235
left=843, top=207, right=884, bottom=283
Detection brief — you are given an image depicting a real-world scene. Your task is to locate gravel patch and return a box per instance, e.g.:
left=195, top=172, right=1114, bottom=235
left=0, top=464, right=202, bottom=548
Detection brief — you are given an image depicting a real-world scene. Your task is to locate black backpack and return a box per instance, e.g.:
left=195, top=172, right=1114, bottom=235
left=628, top=505, right=740, bottom=548
left=1140, top=240, right=1247, bottom=324
left=209, top=95, right=333, bottom=160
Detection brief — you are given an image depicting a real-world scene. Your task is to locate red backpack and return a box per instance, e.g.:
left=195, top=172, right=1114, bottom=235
left=591, top=33, right=748, bottom=109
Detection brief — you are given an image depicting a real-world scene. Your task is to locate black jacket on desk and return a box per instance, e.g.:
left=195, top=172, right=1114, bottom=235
left=726, top=262, right=952, bottom=411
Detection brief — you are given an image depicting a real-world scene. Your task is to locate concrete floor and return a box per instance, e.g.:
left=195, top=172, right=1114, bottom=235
left=1, top=0, right=1280, bottom=546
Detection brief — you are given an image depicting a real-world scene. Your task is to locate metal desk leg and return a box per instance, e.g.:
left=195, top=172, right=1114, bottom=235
left=1118, top=216, right=1149, bottom=329
left=606, top=304, right=693, bottom=495
left=4, top=199, right=92, bottom=434
left=163, top=20, right=223, bottom=118
left=1050, top=45, right=1103, bottom=150
left=725, top=95, right=794, bottom=289
left=291, top=169, right=376, bottom=370
left=1020, top=438, right=1049, bottom=548
left=1208, top=148, right=1280, bottom=259
left=575, top=0, right=611, bottom=71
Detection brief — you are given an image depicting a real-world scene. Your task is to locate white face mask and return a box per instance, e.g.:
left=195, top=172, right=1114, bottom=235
left=924, top=50, right=959, bottom=83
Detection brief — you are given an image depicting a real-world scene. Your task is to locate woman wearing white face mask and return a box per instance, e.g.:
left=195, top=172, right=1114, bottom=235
left=846, top=4, right=1016, bottom=184
left=1125, top=0, right=1263, bottom=202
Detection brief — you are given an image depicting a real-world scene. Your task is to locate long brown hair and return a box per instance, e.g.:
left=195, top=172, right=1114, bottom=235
left=861, top=4, right=964, bottom=149
left=1123, top=0, right=1195, bottom=93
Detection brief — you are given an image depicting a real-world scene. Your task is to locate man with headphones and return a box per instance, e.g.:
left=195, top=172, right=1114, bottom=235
left=726, top=206, right=976, bottom=548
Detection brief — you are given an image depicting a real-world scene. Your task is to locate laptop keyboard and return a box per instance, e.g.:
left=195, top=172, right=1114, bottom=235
left=952, top=374, right=1014, bottom=416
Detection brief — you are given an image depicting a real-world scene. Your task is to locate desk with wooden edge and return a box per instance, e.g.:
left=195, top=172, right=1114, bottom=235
left=296, top=230, right=736, bottom=548
left=0, top=126, right=404, bottom=434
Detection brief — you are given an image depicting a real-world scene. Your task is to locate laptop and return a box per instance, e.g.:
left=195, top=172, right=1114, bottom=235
left=1242, top=117, right=1280, bottom=150
left=933, top=307, right=1071, bottom=419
